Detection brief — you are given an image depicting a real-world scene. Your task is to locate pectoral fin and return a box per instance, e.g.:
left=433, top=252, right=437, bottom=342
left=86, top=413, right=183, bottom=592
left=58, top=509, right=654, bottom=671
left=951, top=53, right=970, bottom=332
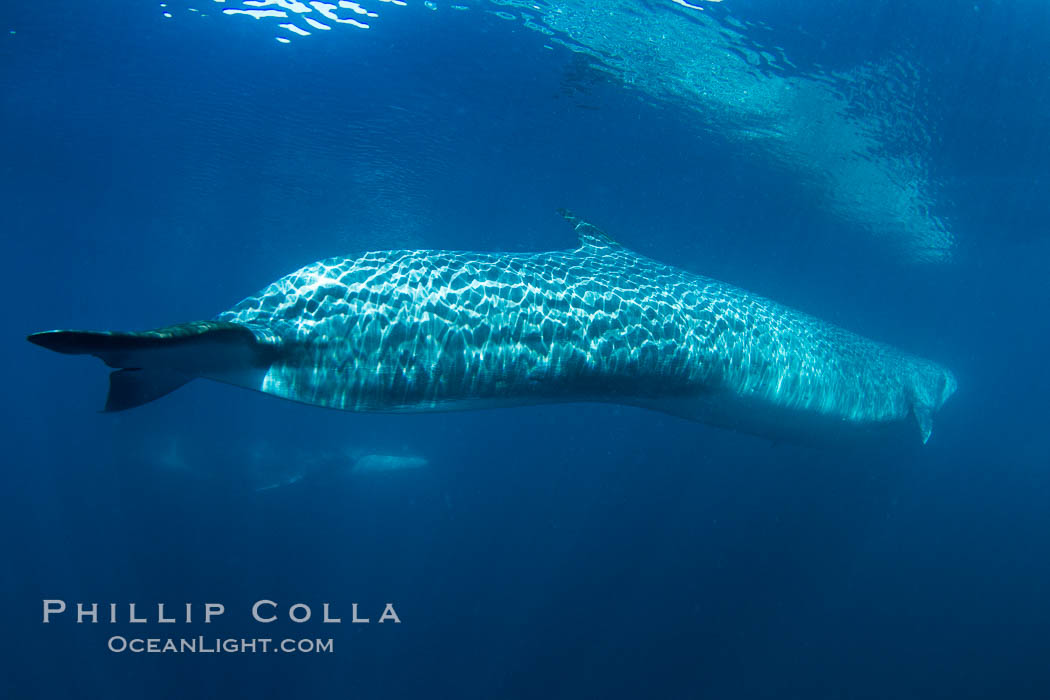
left=914, top=405, right=933, bottom=444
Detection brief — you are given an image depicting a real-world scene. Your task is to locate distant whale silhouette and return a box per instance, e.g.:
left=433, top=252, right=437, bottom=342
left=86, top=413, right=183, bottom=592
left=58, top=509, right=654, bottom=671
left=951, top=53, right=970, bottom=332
left=28, top=211, right=956, bottom=443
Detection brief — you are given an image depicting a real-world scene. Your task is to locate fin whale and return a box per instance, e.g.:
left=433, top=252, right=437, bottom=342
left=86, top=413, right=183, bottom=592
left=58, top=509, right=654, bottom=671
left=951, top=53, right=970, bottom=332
left=28, top=211, right=956, bottom=444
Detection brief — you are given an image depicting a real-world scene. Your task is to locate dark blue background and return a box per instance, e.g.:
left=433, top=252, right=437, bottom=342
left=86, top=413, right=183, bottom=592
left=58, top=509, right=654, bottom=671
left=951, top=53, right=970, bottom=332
left=2, top=1, right=1048, bottom=698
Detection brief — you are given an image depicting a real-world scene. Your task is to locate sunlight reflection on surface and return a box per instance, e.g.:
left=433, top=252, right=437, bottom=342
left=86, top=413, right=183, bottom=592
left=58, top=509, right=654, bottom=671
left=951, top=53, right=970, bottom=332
left=165, top=0, right=952, bottom=263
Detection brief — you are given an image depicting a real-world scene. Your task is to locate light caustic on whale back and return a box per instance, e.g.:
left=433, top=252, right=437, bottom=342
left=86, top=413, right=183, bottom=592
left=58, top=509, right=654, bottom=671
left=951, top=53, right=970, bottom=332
left=27, top=211, right=956, bottom=444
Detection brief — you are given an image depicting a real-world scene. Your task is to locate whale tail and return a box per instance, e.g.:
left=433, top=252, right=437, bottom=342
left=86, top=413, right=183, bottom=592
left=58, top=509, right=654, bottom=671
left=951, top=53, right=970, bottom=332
left=27, top=321, right=276, bottom=412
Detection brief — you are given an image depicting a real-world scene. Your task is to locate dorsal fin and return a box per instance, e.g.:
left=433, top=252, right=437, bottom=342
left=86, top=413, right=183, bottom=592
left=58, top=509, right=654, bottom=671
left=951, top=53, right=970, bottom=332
left=558, top=209, right=622, bottom=249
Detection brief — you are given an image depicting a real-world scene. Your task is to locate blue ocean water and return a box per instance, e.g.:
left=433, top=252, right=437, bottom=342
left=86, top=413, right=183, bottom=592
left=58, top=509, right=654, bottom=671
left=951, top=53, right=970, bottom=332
left=2, top=1, right=1048, bottom=697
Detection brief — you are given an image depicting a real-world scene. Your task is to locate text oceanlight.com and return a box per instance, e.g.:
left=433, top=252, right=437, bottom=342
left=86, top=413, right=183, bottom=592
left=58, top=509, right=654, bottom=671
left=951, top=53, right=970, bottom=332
left=107, top=636, right=334, bottom=654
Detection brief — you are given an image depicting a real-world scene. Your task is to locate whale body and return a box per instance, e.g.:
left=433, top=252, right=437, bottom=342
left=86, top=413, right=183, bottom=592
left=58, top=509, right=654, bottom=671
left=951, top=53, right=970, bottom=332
left=28, top=212, right=956, bottom=444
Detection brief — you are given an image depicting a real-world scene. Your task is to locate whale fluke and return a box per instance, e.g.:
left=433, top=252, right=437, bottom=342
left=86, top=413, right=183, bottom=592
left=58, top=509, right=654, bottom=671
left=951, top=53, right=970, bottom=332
left=100, top=368, right=191, bottom=412
left=28, top=322, right=277, bottom=411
